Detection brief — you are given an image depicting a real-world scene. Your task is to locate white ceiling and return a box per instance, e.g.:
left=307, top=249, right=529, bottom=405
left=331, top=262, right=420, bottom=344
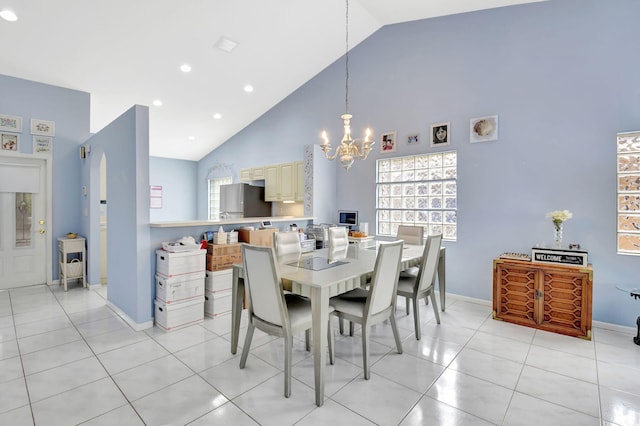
left=0, top=0, right=545, bottom=161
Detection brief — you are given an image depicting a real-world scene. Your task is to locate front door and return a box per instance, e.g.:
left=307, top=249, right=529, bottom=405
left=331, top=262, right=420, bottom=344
left=0, top=157, right=47, bottom=289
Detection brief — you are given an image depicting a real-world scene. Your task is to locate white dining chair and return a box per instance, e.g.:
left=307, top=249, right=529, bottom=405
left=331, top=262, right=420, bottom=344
left=240, top=244, right=332, bottom=397
left=396, top=225, right=424, bottom=277
left=397, top=233, right=443, bottom=340
left=328, top=226, right=349, bottom=252
left=273, top=231, right=302, bottom=257
left=328, top=240, right=404, bottom=379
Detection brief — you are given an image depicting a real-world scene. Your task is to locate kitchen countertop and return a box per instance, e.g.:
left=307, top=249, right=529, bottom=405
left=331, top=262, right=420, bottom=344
left=150, top=216, right=315, bottom=228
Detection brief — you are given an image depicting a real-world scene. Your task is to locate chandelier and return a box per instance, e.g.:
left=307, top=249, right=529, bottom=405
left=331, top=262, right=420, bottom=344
left=320, top=0, right=374, bottom=171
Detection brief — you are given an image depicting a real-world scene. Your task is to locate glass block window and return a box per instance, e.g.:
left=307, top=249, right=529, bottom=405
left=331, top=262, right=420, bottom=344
left=208, top=176, right=232, bottom=220
left=617, top=131, right=640, bottom=255
left=377, top=151, right=457, bottom=240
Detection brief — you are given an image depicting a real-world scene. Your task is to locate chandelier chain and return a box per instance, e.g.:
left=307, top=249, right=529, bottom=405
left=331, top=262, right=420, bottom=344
left=345, top=0, right=349, bottom=114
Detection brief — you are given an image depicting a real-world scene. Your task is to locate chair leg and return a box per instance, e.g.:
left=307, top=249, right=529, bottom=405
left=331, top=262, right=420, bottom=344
left=284, top=335, right=293, bottom=398
left=430, top=291, right=441, bottom=324
left=405, top=296, right=410, bottom=315
left=390, top=314, right=403, bottom=354
left=412, top=295, right=421, bottom=340
left=362, top=325, right=370, bottom=380
left=239, top=323, right=255, bottom=368
left=349, top=321, right=354, bottom=336
left=328, top=318, right=335, bottom=365
left=305, top=329, right=311, bottom=352
left=339, top=318, right=344, bottom=335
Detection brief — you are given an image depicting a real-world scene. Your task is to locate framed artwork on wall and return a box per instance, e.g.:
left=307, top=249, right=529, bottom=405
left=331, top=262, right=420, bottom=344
left=430, top=122, right=450, bottom=147
left=407, top=134, right=420, bottom=145
left=0, top=114, right=23, bottom=133
left=470, top=115, right=498, bottom=143
left=33, top=136, right=52, bottom=155
left=381, top=131, right=397, bottom=153
left=1, top=132, right=19, bottom=152
left=31, top=118, right=56, bottom=136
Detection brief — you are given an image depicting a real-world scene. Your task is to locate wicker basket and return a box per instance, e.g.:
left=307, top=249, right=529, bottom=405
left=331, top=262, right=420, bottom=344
left=66, top=259, right=83, bottom=277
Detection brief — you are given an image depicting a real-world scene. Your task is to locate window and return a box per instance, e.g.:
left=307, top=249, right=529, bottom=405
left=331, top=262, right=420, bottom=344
left=376, top=151, right=457, bottom=240
left=208, top=176, right=232, bottom=220
left=616, top=131, right=640, bottom=255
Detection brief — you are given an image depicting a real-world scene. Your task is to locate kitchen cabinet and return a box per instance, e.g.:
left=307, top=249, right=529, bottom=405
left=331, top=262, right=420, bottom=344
left=240, top=166, right=265, bottom=182
left=295, top=161, right=304, bottom=202
left=493, top=258, right=593, bottom=339
left=264, top=161, right=302, bottom=202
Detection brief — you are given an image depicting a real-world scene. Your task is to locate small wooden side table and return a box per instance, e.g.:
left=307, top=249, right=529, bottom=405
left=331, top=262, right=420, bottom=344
left=58, top=236, right=87, bottom=291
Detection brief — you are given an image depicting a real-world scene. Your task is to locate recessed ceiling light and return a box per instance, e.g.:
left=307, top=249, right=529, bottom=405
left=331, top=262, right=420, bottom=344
left=213, top=113, right=222, bottom=120
left=215, top=36, right=238, bottom=53
left=180, top=64, right=191, bottom=73
left=0, top=10, right=18, bottom=21
left=152, top=100, right=163, bottom=107
left=244, top=85, right=254, bottom=93
left=188, top=136, right=196, bottom=141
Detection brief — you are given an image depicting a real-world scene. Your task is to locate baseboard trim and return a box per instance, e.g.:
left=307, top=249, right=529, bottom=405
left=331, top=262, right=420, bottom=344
left=106, top=301, right=153, bottom=331
left=592, top=320, right=636, bottom=334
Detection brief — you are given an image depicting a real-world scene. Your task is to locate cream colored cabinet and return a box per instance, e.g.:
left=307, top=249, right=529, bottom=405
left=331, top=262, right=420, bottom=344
left=240, top=166, right=265, bottom=182
left=295, top=161, right=304, bottom=202
left=264, top=165, right=279, bottom=200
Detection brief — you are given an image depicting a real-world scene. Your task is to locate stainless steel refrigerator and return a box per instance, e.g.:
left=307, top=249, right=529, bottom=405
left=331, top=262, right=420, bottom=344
left=220, top=183, right=272, bottom=219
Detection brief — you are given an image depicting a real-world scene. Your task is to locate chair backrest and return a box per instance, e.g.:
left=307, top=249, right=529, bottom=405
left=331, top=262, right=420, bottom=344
left=242, top=244, right=286, bottom=327
left=328, top=226, right=349, bottom=252
left=274, top=231, right=302, bottom=257
left=367, top=240, right=404, bottom=316
left=396, top=225, right=424, bottom=245
left=416, top=234, right=443, bottom=293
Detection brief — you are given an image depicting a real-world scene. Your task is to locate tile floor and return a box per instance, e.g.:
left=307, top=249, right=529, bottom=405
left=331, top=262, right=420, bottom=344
left=1, top=283, right=640, bottom=425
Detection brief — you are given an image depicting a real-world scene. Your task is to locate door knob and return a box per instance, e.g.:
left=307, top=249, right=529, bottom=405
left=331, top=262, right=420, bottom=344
left=39, top=229, right=45, bottom=234
left=39, top=220, right=45, bottom=225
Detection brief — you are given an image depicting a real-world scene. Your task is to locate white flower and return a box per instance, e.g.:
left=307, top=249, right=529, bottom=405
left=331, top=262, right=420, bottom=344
left=546, top=210, right=573, bottom=222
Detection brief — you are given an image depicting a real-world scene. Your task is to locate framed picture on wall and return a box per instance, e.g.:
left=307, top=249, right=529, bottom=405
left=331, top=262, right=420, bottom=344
left=470, top=115, right=498, bottom=143
left=0, top=114, right=23, bottom=133
left=33, top=136, right=52, bottom=155
left=1, top=132, right=19, bottom=152
left=31, top=118, right=56, bottom=136
left=430, top=122, right=450, bottom=147
left=381, top=131, right=397, bottom=153
left=407, top=134, right=420, bottom=145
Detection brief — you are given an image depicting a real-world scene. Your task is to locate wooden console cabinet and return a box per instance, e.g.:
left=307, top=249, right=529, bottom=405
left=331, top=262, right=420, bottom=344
left=492, top=258, right=593, bottom=339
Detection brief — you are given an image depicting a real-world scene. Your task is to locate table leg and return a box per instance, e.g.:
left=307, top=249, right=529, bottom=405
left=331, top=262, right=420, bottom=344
left=438, top=247, right=446, bottom=312
left=311, top=286, right=329, bottom=406
left=634, top=315, right=640, bottom=346
left=231, top=265, right=244, bottom=355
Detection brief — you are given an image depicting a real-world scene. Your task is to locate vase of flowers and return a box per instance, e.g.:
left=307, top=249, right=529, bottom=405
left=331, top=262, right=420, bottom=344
left=546, top=210, right=573, bottom=247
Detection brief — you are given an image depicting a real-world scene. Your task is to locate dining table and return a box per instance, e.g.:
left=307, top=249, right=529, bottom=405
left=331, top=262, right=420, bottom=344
left=230, top=239, right=446, bottom=406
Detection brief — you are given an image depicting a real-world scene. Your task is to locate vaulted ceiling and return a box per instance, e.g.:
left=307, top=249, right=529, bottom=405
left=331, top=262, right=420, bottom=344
left=0, top=0, right=546, bottom=160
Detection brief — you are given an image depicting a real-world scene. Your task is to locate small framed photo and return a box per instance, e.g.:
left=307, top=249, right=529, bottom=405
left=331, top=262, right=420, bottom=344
left=31, top=118, right=56, bottom=136
left=33, top=136, right=52, bottom=155
left=407, top=134, right=420, bottom=145
left=470, top=115, right=498, bottom=143
left=381, top=131, right=397, bottom=153
left=1, top=132, right=20, bottom=152
left=0, top=114, right=23, bottom=133
left=430, top=122, right=450, bottom=147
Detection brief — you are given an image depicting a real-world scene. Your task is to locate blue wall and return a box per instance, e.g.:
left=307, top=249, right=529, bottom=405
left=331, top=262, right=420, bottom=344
left=198, top=0, right=640, bottom=327
left=0, top=75, right=90, bottom=280
left=149, top=156, right=198, bottom=221
left=82, top=105, right=152, bottom=324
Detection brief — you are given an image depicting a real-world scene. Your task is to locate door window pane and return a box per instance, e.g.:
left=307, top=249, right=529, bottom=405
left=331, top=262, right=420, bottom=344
left=16, top=193, right=32, bottom=248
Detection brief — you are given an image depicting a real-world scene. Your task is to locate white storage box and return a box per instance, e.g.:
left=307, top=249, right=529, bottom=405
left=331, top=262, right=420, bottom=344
left=204, top=290, right=232, bottom=318
left=154, top=297, right=204, bottom=331
left=156, top=249, right=206, bottom=277
left=227, top=231, right=238, bottom=244
left=155, top=272, right=205, bottom=304
left=205, top=269, right=233, bottom=293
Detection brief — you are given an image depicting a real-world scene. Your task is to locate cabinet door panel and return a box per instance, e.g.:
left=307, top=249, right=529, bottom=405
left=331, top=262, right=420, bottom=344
left=493, top=263, right=537, bottom=327
left=264, top=165, right=279, bottom=201
left=540, top=269, right=590, bottom=337
left=280, top=163, right=295, bottom=200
